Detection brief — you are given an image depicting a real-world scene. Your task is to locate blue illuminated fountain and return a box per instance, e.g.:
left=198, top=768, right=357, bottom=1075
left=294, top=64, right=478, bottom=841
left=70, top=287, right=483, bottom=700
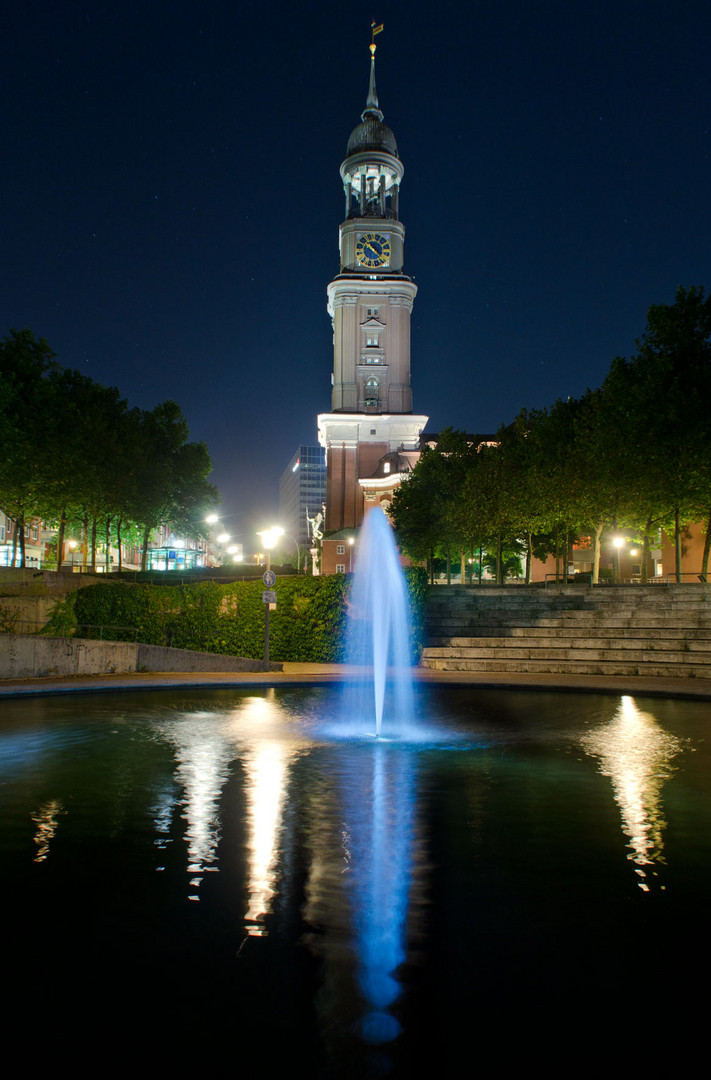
left=343, top=506, right=415, bottom=738
left=334, top=505, right=420, bottom=1043
left=4, top=502, right=702, bottom=1071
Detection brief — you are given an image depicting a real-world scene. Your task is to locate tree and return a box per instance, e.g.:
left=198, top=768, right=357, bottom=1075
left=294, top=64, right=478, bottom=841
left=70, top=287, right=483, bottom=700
left=1, top=330, right=221, bottom=571
left=390, top=429, right=476, bottom=583
left=0, top=330, right=58, bottom=564
left=128, top=401, right=218, bottom=569
left=605, top=286, right=711, bottom=579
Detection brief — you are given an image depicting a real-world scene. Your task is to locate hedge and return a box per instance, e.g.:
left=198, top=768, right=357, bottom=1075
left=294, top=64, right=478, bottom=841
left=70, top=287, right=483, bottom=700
left=42, top=568, right=428, bottom=664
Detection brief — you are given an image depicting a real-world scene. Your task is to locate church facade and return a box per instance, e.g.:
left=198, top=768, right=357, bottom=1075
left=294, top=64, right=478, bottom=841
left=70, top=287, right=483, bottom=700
left=317, top=35, right=427, bottom=574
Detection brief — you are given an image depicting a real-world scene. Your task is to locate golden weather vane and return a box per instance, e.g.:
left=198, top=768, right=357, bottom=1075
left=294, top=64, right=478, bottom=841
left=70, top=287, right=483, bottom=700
left=370, top=19, right=383, bottom=56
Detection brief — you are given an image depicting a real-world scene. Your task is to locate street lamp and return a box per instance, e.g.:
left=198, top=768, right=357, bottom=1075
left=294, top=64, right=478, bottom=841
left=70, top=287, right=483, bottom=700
left=612, top=535, right=625, bottom=584
left=257, top=528, right=282, bottom=569
left=348, top=535, right=355, bottom=573
left=256, top=527, right=281, bottom=668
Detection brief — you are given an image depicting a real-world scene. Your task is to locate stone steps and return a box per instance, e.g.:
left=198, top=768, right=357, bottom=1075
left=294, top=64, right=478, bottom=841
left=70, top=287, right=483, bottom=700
left=428, top=619, right=711, bottom=631
left=421, top=656, right=711, bottom=678
left=421, top=584, right=711, bottom=679
left=421, top=635, right=708, bottom=652
left=429, top=627, right=711, bottom=642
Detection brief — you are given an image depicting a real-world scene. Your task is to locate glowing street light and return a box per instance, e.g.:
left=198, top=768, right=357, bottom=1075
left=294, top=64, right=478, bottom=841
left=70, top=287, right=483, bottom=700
left=612, top=535, right=625, bottom=584
left=257, top=527, right=284, bottom=558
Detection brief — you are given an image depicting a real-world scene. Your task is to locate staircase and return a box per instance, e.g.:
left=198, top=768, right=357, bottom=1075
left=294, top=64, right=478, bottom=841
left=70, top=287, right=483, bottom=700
left=421, top=584, right=711, bottom=678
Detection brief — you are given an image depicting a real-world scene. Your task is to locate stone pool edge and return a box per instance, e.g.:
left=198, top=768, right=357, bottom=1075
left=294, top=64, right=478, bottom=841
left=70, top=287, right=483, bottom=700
left=1, top=664, right=710, bottom=701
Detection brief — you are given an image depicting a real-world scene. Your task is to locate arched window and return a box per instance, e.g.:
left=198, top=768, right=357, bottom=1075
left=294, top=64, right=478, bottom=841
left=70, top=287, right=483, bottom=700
left=365, top=377, right=379, bottom=407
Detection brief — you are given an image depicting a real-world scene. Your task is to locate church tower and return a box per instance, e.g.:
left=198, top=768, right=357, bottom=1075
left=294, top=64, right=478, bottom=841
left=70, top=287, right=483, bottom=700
left=318, top=28, right=428, bottom=542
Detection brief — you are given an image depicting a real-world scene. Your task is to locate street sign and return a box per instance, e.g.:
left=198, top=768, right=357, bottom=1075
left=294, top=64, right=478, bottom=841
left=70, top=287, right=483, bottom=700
left=262, top=590, right=277, bottom=605
left=263, top=570, right=276, bottom=587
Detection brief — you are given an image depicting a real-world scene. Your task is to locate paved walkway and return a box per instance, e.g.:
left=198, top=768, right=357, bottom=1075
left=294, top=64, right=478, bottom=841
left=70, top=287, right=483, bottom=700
left=1, top=664, right=710, bottom=700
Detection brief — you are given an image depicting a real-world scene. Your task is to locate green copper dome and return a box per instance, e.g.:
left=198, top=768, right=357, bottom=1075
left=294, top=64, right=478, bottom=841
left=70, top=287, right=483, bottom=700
left=345, top=51, right=399, bottom=159
left=346, top=117, right=399, bottom=158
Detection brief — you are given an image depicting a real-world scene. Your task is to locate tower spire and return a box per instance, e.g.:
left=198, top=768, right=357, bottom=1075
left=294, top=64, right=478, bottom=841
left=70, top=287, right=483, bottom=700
left=362, top=20, right=384, bottom=122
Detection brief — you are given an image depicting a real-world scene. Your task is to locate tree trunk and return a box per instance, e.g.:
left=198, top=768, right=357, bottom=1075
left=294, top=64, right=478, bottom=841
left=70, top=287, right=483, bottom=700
left=141, top=525, right=151, bottom=572
left=117, top=518, right=123, bottom=573
left=56, top=508, right=67, bottom=571
left=90, top=518, right=97, bottom=573
left=700, top=510, right=711, bottom=582
left=459, top=549, right=465, bottom=585
left=591, top=522, right=604, bottom=584
left=496, top=530, right=503, bottom=585
left=553, top=525, right=560, bottom=583
left=525, top=532, right=532, bottom=585
left=478, top=545, right=483, bottom=585
left=641, top=516, right=652, bottom=584
left=10, top=517, right=18, bottom=567
left=18, top=512, right=26, bottom=568
left=446, top=546, right=451, bottom=585
left=82, top=514, right=89, bottom=571
left=105, top=517, right=111, bottom=573
left=674, top=507, right=682, bottom=582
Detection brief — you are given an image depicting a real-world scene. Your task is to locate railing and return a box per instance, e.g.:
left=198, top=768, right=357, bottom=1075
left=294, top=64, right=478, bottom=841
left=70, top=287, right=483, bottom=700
left=2, top=621, right=140, bottom=640
left=651, top=572, right=711, bottom=584
left=543, top=573, right=711, bottom=587
left=113, top=570, right=299, bottom=586
left=543, top=574, right=592, bottom=587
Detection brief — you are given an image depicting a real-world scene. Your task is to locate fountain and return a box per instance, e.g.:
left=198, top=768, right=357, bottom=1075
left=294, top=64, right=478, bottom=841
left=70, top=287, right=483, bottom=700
left=1, top=681, right=707, bottom=1072
left=343, top=506, right=415, bottom=738
left=2, top=529, right=707, bottom=1070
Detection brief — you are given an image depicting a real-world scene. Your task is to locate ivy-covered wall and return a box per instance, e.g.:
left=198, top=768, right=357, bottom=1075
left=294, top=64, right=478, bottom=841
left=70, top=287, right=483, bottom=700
left=43, top=569, right=428, bottom=664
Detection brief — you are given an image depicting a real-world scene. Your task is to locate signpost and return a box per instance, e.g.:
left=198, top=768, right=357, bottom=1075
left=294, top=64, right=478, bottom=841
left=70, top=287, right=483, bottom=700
left=262, top=568, right=277, bottom=667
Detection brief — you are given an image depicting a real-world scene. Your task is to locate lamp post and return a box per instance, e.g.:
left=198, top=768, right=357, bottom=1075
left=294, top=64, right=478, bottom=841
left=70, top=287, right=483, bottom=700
left=612, top=535, right=625, bottom=584
left=348, top=535, right=355, bottom=573
left=257, top=527, right=281, bottom=669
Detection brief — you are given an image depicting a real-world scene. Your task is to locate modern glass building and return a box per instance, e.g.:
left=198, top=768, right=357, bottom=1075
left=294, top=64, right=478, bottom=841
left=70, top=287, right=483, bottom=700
left=279, top=445, right=327, bottom=559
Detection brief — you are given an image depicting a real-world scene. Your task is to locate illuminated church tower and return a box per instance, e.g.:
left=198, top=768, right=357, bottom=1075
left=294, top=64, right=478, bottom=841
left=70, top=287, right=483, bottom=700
left=318, top=27, right=428, bottom=547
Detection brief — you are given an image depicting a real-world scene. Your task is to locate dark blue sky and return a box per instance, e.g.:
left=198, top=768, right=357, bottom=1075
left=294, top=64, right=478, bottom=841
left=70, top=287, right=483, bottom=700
left=3, top=1, right=709, bottom=548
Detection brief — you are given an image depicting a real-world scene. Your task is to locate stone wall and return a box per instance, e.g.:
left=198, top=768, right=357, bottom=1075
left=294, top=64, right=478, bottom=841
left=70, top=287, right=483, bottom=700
left=0, top=634, right=138, bottom=678
left=0, top=634, right=279, bottom=679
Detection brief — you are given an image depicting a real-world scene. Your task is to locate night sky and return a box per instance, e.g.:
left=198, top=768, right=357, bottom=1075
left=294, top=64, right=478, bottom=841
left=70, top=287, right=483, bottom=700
left=3, top=2, right=709, bottom=550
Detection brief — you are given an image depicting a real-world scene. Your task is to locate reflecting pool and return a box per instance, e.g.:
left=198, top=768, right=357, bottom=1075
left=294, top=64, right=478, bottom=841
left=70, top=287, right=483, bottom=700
left=2, top=686, right=709, bottom=1073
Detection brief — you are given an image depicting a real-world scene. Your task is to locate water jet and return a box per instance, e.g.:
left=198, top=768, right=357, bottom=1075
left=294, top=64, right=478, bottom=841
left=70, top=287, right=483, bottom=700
left=343, top=506, right=414, bottom=738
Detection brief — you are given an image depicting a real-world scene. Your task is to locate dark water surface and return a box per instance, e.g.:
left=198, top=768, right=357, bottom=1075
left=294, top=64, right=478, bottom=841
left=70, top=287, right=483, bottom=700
left=2, top=686, right=709, bottom=1073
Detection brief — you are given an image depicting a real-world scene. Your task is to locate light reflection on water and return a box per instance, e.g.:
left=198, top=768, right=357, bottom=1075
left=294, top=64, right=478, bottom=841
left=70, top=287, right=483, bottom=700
left=31, top=798, right=66, bottom=862
left=2, top=685, right=710, bottom=1072
left=580, top=694, right=685, bottom=891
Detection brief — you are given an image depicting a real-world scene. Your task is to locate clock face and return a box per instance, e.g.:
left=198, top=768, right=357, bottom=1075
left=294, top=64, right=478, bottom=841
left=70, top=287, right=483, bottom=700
left=356, top=232, right=391, bottom=268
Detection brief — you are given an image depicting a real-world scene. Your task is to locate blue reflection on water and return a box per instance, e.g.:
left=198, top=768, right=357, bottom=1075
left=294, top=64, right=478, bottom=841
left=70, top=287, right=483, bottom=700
left=1, top=683, right=707, bottom=1072
left=333, top=738, right=418, bottom=1042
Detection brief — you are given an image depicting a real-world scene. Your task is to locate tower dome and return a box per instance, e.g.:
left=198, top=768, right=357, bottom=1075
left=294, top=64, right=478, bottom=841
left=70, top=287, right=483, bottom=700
left=339, top=36, right=404, bottom=221
left=346, top=117, right=399, bottom=159
left=344, top=38, right=400, bottom=161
